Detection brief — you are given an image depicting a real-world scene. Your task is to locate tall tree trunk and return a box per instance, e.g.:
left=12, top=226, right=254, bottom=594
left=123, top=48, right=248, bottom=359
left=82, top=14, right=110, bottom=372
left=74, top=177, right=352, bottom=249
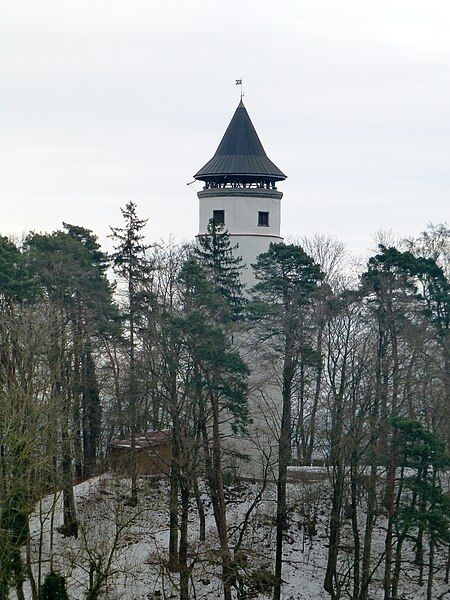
left=350, top=450, right=361, bottom=600
left=426, top=534, right=435, bottom=600
left=12, top=549, right=25, bottom=600
left=273, top=350, right=293, bottom=600
left=391, top=466, right=412, bottom=600
left=128, top=291, right=138, bottom=507
left=210, top=390, right=233, bottom=600
left=193, top=475, right=206, bottom=542
left=61, top=385, right=78, bottom=538
left=61, top=439, right=78, bottom=537
left=426, top=467, right=438, bottom=600
left=179, top=476, right=190, bottom=600
left=360, top=466, right=377, bottom=600
left=444, top=544, right=449, bottom=584
left=324, top=392, right=344, bottom=600
left=25, top=523, right=38, bottom=600
left=72, top=295, right=84, bottom=479
left=391, top=533, right=404, bottom=600
left=306, top=325, right=324, bottom=464
left=383, top=321, right=399, bottom=600
left=324, top=315, right=351, bottom=600
left=360, top=321, right=385, bottom=600
left=168, top=422, right=180, bottom=571
left=415, top=501, right=425, bottom=586
left=82, top=349, right=101, bottom=477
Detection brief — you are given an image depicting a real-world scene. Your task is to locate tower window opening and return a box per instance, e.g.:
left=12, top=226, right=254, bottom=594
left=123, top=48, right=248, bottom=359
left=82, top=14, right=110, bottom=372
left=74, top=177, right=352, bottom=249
left=258, top=211, right=269, bottom=227
left=213, top=210, right=225, bottom=225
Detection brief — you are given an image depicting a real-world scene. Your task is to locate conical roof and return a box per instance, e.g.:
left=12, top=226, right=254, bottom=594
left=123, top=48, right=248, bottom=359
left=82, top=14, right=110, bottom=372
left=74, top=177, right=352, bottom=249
left=194, top=100, right=286, bottom=182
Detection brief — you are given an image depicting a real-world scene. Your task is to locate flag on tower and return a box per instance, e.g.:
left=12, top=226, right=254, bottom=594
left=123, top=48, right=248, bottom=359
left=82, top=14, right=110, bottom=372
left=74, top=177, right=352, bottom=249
left=236, top=79, right=242, bottom=85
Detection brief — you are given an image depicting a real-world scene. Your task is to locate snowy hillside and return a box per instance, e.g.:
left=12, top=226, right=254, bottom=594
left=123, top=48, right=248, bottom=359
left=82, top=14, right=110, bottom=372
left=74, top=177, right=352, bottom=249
left=13, top=473, right=450, bottom=599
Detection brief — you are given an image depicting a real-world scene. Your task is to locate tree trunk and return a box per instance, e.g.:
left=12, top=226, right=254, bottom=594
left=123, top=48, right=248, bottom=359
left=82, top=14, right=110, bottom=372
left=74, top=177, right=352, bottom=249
left=193, top=475, right=206, bottom=542
left=273, top=350, right=293, bottom=600
left=324, top=395, right=344, bottom=600
left=416, top=517, right=425, bottom=586
left=12, top=549, right=25, bottom=600
left=426, top=534, right=435, bottom=600
left=25, top=524, right=38, bottom=600
left=350, top=451, right=360, bottom=600
left=61, top=403, right=78, bottom=537
left=383, top=321, right=399, bottom=600
left=391, top=467, right=411, bottom=600
left=81, top=349, right=101, bottom=477
left=210, top=390, right=233, bottom=600
left=383, top=443, right=397, bottom=599
left=360, top=320, right=385, bottom=600
left=444, top=545, right=450, bottom=584
left=128, top=294, right=138, bottom=507
left=168, top=425, right=180, bottom=571
left=179, top=477, right=190, bottom=600
left=306, top=325, right=324, bottom=464
left=360, top=464, right=377, bottom=600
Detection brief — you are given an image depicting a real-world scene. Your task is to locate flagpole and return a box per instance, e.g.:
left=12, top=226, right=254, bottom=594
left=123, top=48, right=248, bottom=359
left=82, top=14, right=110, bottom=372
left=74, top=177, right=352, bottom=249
left=235, top=77, right=244, bottom=101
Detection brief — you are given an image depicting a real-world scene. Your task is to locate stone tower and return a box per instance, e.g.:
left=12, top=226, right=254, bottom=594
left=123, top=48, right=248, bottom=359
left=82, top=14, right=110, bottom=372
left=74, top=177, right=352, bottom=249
left=194, top=100, right=287, bottom=286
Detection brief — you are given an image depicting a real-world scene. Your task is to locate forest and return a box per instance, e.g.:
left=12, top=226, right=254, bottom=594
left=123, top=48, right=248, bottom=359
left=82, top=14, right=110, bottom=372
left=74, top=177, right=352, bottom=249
left=0, top=204, right=449, bottom=600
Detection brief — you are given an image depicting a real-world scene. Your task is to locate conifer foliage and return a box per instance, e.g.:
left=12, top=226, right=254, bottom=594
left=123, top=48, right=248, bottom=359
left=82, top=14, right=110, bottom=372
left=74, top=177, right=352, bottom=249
left=38, top=572, right=69, bottom=600
left=110, top=201, right=153, bottom=506
left=251, top=242, right=324, bottom=600
left=196, top=218, right=244, bottom=320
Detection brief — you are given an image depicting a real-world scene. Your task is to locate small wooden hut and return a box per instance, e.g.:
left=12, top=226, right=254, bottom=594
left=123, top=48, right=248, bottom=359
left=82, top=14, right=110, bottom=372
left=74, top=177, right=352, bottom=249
left=108, top=429, right=171, bottom=476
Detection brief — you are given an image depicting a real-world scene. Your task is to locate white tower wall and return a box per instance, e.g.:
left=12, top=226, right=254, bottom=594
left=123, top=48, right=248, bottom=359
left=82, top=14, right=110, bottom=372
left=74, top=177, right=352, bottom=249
left=193, top=100, right=287, bottom=478
left=198, top=188, right=283, bottom=287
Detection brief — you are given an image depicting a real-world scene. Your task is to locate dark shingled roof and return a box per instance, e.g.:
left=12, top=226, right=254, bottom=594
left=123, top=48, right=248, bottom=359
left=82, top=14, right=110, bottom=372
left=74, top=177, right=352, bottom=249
left=194, top=100, right=286, bottom=182
left=109, top=429, right=170, bottom=449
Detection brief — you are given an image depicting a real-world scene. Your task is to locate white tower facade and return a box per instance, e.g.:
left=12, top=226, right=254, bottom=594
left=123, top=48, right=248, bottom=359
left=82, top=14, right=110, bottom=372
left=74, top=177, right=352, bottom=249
left=194, top=100, right=286, bottom=287
left=193, top=100, right=287, bottom=476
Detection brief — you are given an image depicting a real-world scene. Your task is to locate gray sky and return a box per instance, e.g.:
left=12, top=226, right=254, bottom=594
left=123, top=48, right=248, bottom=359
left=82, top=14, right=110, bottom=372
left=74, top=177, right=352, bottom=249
left=1, top=0, right=449, bottom=256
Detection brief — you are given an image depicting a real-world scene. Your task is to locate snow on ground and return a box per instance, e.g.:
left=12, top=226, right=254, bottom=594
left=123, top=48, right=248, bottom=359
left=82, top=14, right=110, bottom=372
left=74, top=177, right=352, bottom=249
left=13, top=473, right=450, bottom=599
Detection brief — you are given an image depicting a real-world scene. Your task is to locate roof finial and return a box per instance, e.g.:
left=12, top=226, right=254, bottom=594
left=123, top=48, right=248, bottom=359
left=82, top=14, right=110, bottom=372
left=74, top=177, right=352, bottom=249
left=235, top=77, right=244, bottom=102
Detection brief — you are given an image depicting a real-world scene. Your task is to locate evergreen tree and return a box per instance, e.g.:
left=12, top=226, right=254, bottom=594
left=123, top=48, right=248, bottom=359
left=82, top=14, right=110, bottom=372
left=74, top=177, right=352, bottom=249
left=24, top=226, right=117, bottom=531
left=38, top=571, right=69, bottom=600
left=177, top=258, right=249, bottom=600
left=393, top=417, right=450, bottom=599
left=196, top=218, right=244, bottom=320
left=110, top=201, right=152, bottom=505
left=0, top=236, right=34, bottom=308
left=365, top=245, right=449, bottom=451
left=178, top=259, right=249, bottom=432
left=0, top=238, right=38, bottom=599
left=63, top=223, right=118, bottom=475
left=361, top=244, right=422, bottom=599
left=250, top=242, right=323, bottom=600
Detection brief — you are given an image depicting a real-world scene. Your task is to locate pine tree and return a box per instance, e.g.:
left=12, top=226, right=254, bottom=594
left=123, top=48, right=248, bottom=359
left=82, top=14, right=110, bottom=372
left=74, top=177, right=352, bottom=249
left=250, top=242, right=323, bottom=600
left=0, top=236, right=34, bottom=309
left=0, top=238, right=39, bottom=599
left=63, top=223, right=118, bottom=476
left=361, top=244, right=421, bottom=599
left=392, top=418, right=450, bottom=599
left=24, top=226, right=117, bottom=532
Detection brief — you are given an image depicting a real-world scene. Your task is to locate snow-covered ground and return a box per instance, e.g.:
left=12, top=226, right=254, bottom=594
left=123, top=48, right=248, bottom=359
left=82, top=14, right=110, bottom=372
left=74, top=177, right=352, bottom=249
left=13, top=473, right=450, bottom=599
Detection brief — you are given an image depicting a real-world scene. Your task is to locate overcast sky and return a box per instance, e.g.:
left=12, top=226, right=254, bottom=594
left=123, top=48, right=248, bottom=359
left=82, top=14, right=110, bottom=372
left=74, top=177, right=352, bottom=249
left=1, top=0, right=449, bottom=256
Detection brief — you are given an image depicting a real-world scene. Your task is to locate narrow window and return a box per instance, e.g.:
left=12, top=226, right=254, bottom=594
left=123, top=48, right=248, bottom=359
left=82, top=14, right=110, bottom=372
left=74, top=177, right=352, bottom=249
left=258, top=211, right=269, bottom=227
left=213, top=210, right=225, bottom=225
